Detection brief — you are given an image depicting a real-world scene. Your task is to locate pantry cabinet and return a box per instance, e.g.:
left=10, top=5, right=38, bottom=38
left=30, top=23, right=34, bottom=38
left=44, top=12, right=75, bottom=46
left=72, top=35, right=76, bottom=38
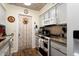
left=50, top=41, right=67, bottom=56
left=0, top=4, right=6, bottom=25
left=56, top=4, right=67, bottom=24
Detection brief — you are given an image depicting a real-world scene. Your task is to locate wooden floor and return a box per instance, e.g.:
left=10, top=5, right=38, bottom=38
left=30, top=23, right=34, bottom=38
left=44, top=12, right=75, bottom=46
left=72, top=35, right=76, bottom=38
left=12, top=48, right=40, bottom=56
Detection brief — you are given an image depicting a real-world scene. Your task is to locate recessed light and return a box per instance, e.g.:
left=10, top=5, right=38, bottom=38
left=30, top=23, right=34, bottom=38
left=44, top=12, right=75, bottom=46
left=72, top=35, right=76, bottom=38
left=24, top=3, right=31, bottom=6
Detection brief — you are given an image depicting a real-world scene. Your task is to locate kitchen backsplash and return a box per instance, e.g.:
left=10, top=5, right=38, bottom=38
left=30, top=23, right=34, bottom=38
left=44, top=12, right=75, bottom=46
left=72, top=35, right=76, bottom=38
left=45, top=24, right=67, bottom=38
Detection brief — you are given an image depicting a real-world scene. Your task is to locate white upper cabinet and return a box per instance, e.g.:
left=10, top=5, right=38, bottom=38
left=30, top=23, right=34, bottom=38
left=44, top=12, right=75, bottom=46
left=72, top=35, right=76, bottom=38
left=40, top=3, right=67, bottom=27
left=45, top=7, right=56, bottom=25
left=50, top=7, right=56, bottom=19
left=0, top=4, right=6, bottom=25
left=40, top=6, right=56, bottom=26
left=44, top=12, right=49, bottom=19
left=56, top=4, right=67, bottom=24
left=44, top=11, right=50, bottom=26
left=49, top=7, right=56, bottom=24
left=40, top=15, right=45, bottom=27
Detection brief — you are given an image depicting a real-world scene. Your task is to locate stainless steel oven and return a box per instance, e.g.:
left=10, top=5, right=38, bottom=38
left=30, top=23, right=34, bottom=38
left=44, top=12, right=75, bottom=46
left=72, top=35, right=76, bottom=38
left=43, top=42, right=48, bottom=48
left=39, top=38, right=48, bottom=56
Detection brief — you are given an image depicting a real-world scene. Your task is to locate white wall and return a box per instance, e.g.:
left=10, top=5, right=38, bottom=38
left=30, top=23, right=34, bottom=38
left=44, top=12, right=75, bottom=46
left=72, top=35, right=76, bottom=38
left=4, top=4, right=39, bottom=53
left=67, top=3, right=79, bottom=56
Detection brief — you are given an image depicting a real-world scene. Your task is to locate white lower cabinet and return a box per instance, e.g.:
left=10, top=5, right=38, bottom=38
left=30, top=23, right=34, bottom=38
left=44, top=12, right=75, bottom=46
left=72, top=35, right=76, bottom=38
left=50, top=41, right=67, bottom=56
left=51, top=47, right=65, bottom=56
left=0, top=43, right=9, bottom=56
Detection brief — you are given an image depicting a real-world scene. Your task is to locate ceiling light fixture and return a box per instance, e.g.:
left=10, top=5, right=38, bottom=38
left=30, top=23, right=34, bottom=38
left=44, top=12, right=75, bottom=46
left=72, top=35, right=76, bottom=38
left=24, top=3, right=31, bottom=6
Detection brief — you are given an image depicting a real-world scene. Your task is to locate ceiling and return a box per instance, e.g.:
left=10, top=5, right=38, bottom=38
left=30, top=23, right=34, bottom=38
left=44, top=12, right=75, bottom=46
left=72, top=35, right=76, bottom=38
left=9, top=3, right=46, bottom=11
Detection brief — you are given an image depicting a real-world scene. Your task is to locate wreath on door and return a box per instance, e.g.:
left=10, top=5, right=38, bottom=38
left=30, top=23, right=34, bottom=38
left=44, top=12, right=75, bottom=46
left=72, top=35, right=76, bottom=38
left=23, top=18, right=28, bottom=24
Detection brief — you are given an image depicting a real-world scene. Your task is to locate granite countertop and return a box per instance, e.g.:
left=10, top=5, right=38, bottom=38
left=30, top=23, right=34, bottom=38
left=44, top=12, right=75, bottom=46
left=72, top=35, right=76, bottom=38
left=36, top=34, right=67, bottom=47
left=0, top=35, right=13, bottom=50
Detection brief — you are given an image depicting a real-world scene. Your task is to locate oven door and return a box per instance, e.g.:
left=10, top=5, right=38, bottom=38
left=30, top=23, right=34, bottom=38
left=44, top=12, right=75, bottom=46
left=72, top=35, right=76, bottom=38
left=43, top=42, right=48, bottom=48
left=39, top=38, right=44, bottom=49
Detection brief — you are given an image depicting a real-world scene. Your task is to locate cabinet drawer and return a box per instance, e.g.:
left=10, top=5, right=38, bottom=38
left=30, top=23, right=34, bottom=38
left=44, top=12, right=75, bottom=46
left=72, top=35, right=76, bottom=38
left=0, top=43, right=9, bottom=56
left=51, top=47, right=65, bottom=56
left=51, top=41, right=67, bottom=54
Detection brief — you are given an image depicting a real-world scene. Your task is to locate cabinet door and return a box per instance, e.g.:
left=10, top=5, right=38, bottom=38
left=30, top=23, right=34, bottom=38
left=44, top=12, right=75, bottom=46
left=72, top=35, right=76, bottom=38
left=0, top=4, right=6, bottom=25
left=44, top=7, right=56, bottom=25
left=0, top=42, right=9, bottom=56
left=44, top=11, right=50, bottom=25
left=51, top=41, right=67, bottom=54
left=40, top=15, right=45, bottom=26
left=50, top=7, right=56, bottom=19
left=44, top=12, right=49, bottom=19
left=51, top=47, right=65, bottom=56
left=44, top=18, right=50, bottom=26
left=56, top=4, right=67, bottom=24
left=49, top=7, right=56, bottom=25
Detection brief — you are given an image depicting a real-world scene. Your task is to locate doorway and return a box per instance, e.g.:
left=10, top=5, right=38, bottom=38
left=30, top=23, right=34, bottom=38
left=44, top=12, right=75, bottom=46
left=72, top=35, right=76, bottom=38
left=18, top=14, right=32, bottom=51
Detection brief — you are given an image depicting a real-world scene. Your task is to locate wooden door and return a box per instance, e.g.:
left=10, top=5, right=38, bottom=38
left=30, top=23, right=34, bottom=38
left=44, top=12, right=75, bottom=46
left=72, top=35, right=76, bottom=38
left=18, top=14, right=32, bottom=50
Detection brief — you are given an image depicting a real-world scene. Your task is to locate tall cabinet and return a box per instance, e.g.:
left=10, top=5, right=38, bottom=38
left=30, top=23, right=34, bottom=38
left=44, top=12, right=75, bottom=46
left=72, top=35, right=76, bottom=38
left=56, top=3, right=67, bottom=24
